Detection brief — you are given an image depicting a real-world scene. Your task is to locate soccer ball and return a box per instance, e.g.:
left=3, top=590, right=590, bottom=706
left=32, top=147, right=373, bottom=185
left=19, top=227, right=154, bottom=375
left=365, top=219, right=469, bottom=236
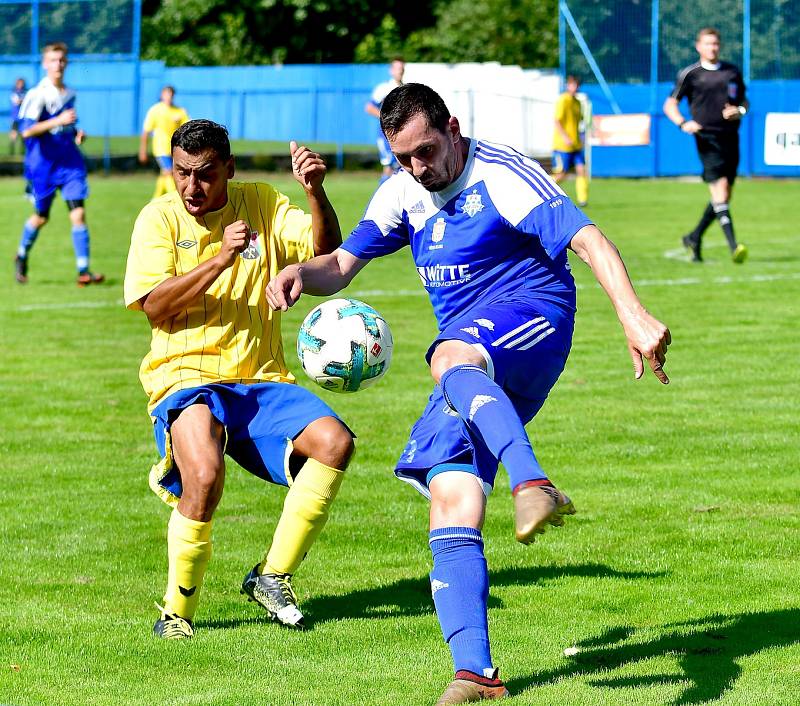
left=297, top=298, right=393, bottom=393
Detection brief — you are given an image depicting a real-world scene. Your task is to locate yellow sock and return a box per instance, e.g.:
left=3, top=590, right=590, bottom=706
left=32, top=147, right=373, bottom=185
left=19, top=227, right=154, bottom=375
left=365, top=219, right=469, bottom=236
left=163, top=509, right=212, bottom=620
left=262, top=459, right=345, bottom=575
left=576, top=175, right=589, bottom=205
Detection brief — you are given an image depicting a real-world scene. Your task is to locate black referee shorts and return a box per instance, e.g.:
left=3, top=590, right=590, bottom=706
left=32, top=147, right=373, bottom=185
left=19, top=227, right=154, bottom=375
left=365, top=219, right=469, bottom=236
left=694, top=130, right=740, bottom=184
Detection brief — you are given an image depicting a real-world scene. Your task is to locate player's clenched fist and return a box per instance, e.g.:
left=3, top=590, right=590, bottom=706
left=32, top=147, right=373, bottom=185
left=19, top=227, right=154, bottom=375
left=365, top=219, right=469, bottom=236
left=290, top=140, right=326, bottom=192
left=218, top=220, right=250, bottom=267
left=266, top=264, right=304, bottom=312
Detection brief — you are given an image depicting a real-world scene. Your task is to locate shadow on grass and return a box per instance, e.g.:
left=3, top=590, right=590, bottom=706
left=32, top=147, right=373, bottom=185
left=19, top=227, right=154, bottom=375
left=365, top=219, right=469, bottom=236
left=200, top=562, right=662, bottom=633
left=507, top=608, right=800, bottom=705
left=301, top=562, right=663, bottom=626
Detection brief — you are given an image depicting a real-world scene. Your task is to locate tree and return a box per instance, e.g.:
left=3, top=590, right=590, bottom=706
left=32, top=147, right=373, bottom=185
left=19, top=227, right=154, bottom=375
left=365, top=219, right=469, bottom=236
left=141, top=0, right=436, bottom=66
left=357, top=0, right=559, bottom=68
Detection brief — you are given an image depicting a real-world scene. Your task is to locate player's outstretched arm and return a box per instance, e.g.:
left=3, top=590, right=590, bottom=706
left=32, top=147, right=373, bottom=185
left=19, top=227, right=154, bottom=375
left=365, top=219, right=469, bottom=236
left=266, top=248, right=367, bottom=312
left=289, top=141, right=342, bottom=256
left=569, top=225, right=671, bottom=384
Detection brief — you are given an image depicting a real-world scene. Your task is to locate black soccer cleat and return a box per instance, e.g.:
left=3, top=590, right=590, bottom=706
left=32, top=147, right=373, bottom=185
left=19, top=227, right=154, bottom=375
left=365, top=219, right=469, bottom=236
left=153, top=605, right=194, bottom=639
left=14, top=255, right=28, bottom=284
left=241, top=565, right=305, bottom=629
left=682, top=234, right=702, bottom=262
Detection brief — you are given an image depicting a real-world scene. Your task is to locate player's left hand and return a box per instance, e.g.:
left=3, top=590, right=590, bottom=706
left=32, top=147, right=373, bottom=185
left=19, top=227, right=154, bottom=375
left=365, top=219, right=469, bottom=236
left=622, top=310, right=671, bottom=384
left=75, top=129, right=86, bottom=145
left=290, top=141, right=326, bottom=192
left=722, top=103, right=743, bottom=121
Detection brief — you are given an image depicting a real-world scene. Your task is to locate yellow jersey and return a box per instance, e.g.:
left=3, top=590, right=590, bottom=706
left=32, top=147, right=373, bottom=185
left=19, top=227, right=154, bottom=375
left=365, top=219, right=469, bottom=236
left=124, top=181, right=315, bottom=411
left=143, top=102, right=190, bottom=157
left=553, top=92, right=583, bottom=152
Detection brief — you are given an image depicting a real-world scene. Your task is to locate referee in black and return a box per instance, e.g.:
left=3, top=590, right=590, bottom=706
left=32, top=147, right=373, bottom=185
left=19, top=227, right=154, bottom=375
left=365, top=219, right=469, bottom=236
left=664, top=27, right=748, bottom=263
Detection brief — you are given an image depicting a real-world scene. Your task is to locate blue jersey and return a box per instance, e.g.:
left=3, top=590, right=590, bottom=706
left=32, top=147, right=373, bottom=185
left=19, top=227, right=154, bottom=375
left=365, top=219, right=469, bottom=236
left=369, top=78, right=402, bottom=139
left=10, top=87, right=25, bottom=122
left=17, top=77, right=86, bottom=199
left=341, top=138, right=592, bottom=331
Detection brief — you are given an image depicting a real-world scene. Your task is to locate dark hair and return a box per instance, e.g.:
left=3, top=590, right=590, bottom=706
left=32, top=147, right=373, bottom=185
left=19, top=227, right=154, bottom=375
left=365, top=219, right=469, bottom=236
left=171, top=119, right=231, bottom=161
left=380, top=83, right=450, bottom=139
left=566, top=75, right=580, bottom=84
left=162, top=85, right=176, bottom=95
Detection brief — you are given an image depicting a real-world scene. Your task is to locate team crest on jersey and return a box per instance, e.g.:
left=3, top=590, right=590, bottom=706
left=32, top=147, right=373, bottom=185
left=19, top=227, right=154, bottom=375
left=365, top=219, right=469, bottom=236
left=176, top=240, right=195, bottom=249
left=240, top=230, right=261, bottom=260
left=462, top=190, right=484, bottom=217
left=727, top=81, right=739, bottom=100
left=432, top=217, right=446, bottom=243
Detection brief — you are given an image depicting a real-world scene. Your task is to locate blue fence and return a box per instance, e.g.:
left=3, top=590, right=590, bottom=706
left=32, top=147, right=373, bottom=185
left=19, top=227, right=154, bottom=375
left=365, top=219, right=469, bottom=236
left=583, top=80, right=800, bottom=178
left=1, top=59, right=798, bottom=176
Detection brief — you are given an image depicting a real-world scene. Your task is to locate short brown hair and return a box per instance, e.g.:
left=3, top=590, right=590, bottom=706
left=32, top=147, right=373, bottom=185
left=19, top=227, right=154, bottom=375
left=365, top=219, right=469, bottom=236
left=42, top=42, right=68, bottom=56
left=696, top=27, right=720, bottom=41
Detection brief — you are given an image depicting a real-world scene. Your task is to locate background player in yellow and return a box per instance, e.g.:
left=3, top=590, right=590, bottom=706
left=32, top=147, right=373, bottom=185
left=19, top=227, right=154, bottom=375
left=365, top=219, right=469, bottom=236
left=124, top=119, right=354, bottom=638
left=552, top=75, right=589, bottom=207
left=138, top=85, right=189, bottom=199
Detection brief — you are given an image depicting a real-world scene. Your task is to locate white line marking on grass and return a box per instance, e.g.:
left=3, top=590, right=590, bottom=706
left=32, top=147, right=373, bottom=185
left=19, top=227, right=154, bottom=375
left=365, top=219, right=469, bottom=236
left=9, top=271, right=799, bottom=313
left=14, top=299, right=124, bottom=312
left=353, top=271, right=800, bottom=298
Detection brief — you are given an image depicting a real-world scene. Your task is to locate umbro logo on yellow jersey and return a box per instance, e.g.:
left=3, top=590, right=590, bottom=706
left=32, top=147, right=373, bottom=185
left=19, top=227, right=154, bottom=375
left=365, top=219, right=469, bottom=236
left=176, top=240, right=195, bottom=249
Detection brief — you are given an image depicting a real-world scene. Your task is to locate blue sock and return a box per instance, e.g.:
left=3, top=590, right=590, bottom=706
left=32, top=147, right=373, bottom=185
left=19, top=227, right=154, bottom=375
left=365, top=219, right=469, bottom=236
left=71, top=225, right=90, bottom=272
left=440, top=364, right=547, bottom=490
left=429, top=527, right=493, bottom=675
left=17, top=222, right=40, bottom=258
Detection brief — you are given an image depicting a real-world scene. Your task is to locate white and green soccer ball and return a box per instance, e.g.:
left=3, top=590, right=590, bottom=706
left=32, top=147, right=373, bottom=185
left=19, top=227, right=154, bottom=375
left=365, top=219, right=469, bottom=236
left=297, top=298, right=393, bottom=393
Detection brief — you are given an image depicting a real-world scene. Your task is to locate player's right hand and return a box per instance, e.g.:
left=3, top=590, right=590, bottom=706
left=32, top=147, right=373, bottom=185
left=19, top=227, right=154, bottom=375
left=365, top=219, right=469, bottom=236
left=218, top=220, right=249, bottom=267
left=681, top=119, right=702, bottom=134
left=57, top=109, right=77, bottom=127
left=266, top=265, right=303, bottom=311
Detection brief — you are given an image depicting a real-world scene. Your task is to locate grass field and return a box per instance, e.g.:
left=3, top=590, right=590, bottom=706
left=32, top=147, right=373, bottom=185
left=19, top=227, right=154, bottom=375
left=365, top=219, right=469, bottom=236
left=1, top=171, right=798, bottom=706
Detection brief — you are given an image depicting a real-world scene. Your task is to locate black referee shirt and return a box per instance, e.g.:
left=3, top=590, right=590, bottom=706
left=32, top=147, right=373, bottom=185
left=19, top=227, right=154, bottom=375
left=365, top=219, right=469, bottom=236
left=671, top=61, right=746, bottom=133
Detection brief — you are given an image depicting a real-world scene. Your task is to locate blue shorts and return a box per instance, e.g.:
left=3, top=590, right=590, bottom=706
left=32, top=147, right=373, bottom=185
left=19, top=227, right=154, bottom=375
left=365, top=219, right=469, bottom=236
left=552, top=149, right=585, bottom=174
left=395, top=297, right=574, bottom=498
left=148, top=382, right=349, bottom=506
left=377, top=134, right=398, bottom=169
left=33, top=171, right=89, bottom=215
left=155, top=155, right=173, bottom=170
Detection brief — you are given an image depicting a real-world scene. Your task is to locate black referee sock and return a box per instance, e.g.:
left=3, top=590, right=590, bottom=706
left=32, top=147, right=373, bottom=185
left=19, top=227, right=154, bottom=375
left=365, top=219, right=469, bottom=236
left=690, top=202, right=716, bottom=242
left=713, top=202, right=738, bottom=250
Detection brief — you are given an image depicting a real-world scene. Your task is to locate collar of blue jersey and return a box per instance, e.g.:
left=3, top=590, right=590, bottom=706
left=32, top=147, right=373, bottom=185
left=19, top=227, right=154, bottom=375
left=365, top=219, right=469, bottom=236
left=430, top=137, right=477, bottom=209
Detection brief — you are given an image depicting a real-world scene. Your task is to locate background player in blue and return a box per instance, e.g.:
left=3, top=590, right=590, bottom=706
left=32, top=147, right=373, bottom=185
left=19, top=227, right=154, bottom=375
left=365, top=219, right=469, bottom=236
left=8, top=78, right=26, bottom=155
left=365, top=57, right=404, bottom=182
left=14, top=42, right=103, bottom=286
left=267, top=84, right=671, bottom=704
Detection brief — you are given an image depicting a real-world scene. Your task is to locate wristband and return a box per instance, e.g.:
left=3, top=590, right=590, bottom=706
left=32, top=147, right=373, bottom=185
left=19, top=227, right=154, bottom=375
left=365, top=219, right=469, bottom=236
left=678, top=119, right=687, bottom=129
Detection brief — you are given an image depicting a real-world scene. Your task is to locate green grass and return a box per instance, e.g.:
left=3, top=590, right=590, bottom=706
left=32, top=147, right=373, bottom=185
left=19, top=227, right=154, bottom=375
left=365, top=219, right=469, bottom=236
left=1, top=172, right=799, bottom=705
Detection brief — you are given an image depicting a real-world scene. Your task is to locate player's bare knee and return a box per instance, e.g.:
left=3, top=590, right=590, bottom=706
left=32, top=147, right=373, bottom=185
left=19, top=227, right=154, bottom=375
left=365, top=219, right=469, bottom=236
left=68, top=207, right=86, bottom=226
left=295, top=417, right=354, bottom=469
left=180, top=461, right=224, bottom=518
left=430, top=340, right=486, bottom=384
left=29, top=214, right=47, bottom=229
left=314, top=424, right=354, bottom=469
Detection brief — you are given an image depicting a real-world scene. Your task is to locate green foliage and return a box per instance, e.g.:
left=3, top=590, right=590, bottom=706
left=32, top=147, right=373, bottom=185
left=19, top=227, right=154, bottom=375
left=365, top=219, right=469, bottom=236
left=357, top=0, right=559, bottom=67
left=403, top=0, right=559, bottom=67
left=142, top=0, right=436, bottom=66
